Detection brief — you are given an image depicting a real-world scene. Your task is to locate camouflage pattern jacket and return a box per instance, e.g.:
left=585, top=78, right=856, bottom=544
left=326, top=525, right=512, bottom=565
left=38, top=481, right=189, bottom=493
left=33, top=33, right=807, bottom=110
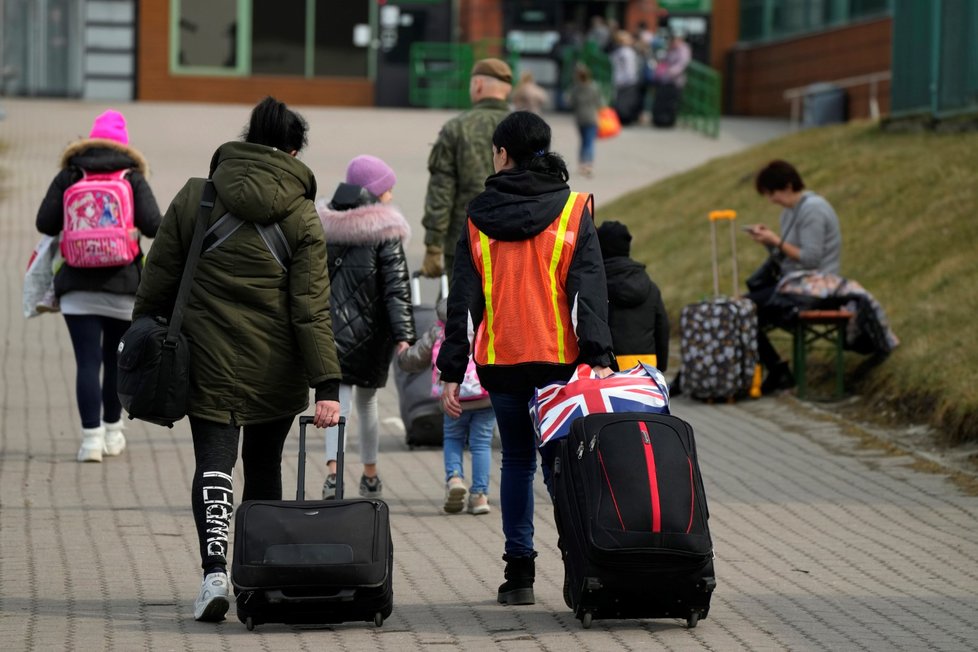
left=422, top=98, right=510, bottom=252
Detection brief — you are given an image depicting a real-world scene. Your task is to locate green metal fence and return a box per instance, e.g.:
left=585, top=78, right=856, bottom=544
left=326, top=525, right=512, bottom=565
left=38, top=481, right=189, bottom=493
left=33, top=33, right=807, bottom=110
left=678, top=61, right=722, bottom=139
left=891, top=0, right=978, bottom=119
left=408, top=43, right=474, bottom=110
left=409, top=41, right=519, bottom=110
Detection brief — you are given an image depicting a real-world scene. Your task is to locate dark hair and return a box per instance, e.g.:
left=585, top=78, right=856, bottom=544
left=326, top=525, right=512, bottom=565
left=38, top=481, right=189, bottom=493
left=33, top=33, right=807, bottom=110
left=242, top=96, right=308, bottom=153
left=492, top=111, right=569, bottom=182
left=755, top=159, right=805, bottom=194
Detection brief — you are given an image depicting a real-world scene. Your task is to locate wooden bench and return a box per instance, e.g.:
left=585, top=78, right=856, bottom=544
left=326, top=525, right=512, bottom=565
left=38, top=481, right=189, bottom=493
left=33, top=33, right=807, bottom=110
left=792, top=309, right=854, bottom=400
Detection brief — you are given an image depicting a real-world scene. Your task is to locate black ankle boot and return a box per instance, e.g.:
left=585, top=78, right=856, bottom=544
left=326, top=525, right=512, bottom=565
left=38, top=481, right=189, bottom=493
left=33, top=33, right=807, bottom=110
left=761, top=361, right=796, bottom=394
left=497, top=554, right=536, bottom=605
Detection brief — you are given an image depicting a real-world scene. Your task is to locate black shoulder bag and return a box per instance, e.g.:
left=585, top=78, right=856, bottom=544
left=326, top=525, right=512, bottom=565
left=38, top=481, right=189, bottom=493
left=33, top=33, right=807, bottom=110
left=117, top=181, right=216, bottom=428
left=745, top=196, right=805, bottom=293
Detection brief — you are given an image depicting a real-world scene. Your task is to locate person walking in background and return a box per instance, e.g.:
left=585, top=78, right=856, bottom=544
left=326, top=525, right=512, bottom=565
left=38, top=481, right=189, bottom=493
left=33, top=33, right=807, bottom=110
left=568, top=63, right=603, bottom=178
left=317, top=155, right=416, bottom=500
left=650, top=29, right=692, bottom=128
left=437, top=111, right=615, bottom=607
left=511, top=70, right=550, bottom=114
left=35, top=109, right=162, bottom=463
left=134, top=97, right=343, bottom=622
left=597, top=220, right=670, bottom=372
left=420, top=58, right=512, bottom=280
left=745, top=159, right=842, bottom=394
left=609, top=30, right=644, bottom=126
left=398, top=299, right=496, bottom=515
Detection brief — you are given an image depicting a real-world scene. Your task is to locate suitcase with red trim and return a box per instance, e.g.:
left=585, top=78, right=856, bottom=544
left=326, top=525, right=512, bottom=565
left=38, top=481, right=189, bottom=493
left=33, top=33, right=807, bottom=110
left=552, top=412, right=715, bottom=629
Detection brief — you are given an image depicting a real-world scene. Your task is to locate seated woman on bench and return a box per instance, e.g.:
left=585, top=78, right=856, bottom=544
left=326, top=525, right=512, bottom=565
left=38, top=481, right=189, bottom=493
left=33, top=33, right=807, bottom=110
left=743, top=160, right=842, bottom=395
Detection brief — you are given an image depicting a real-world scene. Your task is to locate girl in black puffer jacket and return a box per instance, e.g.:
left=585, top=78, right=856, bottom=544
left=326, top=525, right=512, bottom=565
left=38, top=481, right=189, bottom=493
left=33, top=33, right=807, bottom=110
left=36, top=109, right=162, bottom=463
left=317, top=155, right=416, bottom=500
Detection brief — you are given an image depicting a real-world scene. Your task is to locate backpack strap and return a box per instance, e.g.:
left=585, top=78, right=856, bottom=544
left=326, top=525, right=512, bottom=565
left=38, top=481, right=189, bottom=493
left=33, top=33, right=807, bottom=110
left=202, top=212, right=246, bottom=253
left=255, top=222, right=292, bottom=272
left=200, top=211, right=292, bottom=271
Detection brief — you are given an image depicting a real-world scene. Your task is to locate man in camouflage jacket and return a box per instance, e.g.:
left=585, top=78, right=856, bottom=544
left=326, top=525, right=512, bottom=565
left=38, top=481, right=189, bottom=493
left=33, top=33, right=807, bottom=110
left=421, top=58, right=513, bottom=280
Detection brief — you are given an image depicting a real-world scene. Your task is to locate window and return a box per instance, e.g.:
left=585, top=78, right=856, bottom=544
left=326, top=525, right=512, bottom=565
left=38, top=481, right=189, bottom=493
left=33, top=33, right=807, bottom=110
left=175, top=0, right=240, bottom=71
left=314, top=0, right=369, bottom=77
left=171, top=0, right=370, bottom=78
left=252, top=0, right=305, bottom=76
left=739, top=0, right=892, bottom=43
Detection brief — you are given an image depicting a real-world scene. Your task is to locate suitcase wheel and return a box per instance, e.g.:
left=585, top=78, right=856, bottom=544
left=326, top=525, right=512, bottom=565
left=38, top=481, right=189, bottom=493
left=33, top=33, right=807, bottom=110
left=581, top=612, right=593, bottom=629
left=374, top=612, right=384, bottom=627
left=246, top=616, right=255, bottom=631
left=687, top=611, right=700, bottom=629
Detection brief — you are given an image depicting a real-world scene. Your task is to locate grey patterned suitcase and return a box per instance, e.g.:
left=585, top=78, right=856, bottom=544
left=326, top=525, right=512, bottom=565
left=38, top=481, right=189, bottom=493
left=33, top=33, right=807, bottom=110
left=679, top=211, right=759, bottom=401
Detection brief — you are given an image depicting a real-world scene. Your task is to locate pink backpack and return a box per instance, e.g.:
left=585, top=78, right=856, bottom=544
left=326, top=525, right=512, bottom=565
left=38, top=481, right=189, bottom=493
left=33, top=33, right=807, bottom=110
left=430, top=321, right=489, bottom=402
left=61, top=169, right=139, bottom=267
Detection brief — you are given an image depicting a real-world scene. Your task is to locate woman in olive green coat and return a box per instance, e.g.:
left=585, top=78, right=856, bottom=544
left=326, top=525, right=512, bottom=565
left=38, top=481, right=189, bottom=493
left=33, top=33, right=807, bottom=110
left=134, top=97, right=342, bottom=623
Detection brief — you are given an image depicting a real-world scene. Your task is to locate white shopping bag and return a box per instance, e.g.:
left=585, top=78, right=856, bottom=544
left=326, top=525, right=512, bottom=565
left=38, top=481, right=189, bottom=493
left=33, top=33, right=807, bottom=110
left=23, top=235, right=60, bottom=318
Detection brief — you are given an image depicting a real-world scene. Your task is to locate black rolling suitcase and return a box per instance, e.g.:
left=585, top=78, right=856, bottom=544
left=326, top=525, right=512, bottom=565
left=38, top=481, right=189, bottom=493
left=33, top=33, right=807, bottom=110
left=392, top=271, right=447, bottom=448
left=652, top=82, right=681, bottom=127
left=231, top=416, right=393, bottom=631
left=553, top=412, right=715, bottom=629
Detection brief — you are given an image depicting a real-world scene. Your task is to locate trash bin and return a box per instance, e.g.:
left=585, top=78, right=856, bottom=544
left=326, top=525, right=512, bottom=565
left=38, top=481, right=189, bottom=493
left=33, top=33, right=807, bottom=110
left=802, top=83, right=847, bottom=127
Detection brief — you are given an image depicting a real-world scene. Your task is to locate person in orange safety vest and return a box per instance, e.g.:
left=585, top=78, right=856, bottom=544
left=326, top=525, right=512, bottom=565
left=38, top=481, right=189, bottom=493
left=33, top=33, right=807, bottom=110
left=436, top=111, right=615, bottom=608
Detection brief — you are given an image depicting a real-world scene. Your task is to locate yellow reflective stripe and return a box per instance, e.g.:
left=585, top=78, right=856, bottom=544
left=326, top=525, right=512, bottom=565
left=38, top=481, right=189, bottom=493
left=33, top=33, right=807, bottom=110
left=548, top=193, right=578, bottom=363
left=478, top=230, right=496, bottom=364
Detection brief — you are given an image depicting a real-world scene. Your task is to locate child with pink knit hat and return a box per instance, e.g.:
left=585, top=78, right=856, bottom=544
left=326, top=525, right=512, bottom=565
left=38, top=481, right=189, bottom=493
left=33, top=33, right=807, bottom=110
left=316, top=154, right=416, bottom=499
left=35, top=108, right=162, bottom=463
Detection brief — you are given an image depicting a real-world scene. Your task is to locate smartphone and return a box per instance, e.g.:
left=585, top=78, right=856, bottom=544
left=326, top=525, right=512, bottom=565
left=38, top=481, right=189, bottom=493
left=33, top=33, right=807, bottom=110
left=741, top=225, right=756, bottom=233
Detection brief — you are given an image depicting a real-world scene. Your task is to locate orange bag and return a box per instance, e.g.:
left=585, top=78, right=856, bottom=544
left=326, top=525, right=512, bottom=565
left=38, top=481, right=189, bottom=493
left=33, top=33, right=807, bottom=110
left=596, top=107, right=621, bottom=139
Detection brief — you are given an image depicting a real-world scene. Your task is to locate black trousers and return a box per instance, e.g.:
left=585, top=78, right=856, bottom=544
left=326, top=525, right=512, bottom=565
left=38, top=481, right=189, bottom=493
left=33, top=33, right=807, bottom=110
left=745, top=284, right=800, bottom=371
left=189, top=415, right=294, bottom=572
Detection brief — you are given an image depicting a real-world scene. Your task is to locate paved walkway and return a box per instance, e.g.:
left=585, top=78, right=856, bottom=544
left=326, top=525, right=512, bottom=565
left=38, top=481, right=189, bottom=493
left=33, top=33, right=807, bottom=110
left=1, top=99, right=976, bottom=651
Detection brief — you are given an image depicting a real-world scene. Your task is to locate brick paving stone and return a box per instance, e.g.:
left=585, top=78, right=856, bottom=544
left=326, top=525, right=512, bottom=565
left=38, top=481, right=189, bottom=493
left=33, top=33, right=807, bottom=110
left=2, top=99, right=977, bottom=651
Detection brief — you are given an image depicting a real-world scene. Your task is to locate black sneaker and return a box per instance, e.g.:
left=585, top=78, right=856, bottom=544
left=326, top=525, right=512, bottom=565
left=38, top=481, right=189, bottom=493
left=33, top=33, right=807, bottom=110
left=761, top=362, right=796, bottom=395
left=359, top=474, right=383, bottom=499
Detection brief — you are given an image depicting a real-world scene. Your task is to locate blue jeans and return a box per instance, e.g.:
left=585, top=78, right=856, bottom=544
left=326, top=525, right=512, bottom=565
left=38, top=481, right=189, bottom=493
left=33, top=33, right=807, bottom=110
left=489, top=390, right=556, bottom=558
left=578, top=124, right=597, bottom=164
left=443, top=406, right=496, bottom=494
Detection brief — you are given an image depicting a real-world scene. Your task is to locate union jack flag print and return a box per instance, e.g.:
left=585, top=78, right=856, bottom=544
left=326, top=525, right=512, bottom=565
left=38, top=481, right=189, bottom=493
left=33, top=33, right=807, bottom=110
left=530, top=363, right=670, bottom=448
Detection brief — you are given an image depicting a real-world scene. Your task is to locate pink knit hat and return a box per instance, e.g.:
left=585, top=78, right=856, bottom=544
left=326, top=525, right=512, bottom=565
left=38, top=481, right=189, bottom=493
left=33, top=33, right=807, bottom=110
left=89, top=109, right=129, bottom=145
left=345, top=155, right=396, bottom=197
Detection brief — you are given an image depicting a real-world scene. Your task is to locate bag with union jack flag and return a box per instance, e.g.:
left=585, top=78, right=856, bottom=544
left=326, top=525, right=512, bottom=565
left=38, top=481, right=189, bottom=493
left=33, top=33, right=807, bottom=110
left=529, top=362, right=669, bottom=448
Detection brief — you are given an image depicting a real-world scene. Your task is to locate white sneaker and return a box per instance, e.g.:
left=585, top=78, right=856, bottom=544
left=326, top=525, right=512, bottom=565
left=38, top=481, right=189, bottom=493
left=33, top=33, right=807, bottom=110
left=77, top=426, right=105, bottom=463
left=102, top=420, right=126, bottom=457
left=193, top=572, right=230, bottom=622
left=444, top=475, right=467, bottom=513
left=467, top=492, right=491, bottom=515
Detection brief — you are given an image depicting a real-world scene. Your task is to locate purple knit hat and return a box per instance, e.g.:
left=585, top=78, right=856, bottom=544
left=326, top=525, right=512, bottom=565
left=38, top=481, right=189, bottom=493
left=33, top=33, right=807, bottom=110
left=346, top=155, right=396, bottom=197
left=89, top=109, right=129, bottom=145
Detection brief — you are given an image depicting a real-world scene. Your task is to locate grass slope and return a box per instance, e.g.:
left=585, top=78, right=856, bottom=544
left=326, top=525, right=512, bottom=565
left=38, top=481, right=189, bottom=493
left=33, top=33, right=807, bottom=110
left=603, top=120, right=978, bottom=444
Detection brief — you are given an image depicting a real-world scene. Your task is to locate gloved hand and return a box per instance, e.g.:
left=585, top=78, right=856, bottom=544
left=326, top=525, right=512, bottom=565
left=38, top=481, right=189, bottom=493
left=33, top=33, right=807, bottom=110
left=421, top=244, right=444, bottom=277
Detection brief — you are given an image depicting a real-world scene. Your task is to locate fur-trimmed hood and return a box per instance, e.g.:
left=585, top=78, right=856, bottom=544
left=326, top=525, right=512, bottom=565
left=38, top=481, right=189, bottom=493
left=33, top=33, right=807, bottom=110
left=316, top=200, right=411, bottom=245
left=60, top=138, right=149, bottom=176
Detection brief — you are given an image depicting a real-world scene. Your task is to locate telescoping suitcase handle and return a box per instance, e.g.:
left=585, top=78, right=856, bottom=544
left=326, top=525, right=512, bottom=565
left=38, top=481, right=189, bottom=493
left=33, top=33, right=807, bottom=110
left=410, top=270, right=449, bottom=307
left=708, top=209, right=739, bottom=297
left=298, top=415, right=346, bottom=501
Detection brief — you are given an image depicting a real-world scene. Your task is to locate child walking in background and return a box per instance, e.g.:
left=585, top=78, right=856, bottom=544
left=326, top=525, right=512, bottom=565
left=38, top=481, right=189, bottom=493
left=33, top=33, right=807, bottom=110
left=568, top=63, right=603, bottom=178
left=317, top=155, right=415, bottom=500
left=36, top=109, right=162, bottom=462
left=399, top=299, right=495, bottom=514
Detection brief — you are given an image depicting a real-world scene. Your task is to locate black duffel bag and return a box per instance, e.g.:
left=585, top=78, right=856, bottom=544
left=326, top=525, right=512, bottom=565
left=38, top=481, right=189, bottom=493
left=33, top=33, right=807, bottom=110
left=117, top=181, right=215, bottom=428
left=117, top=315, right=192, bottom=427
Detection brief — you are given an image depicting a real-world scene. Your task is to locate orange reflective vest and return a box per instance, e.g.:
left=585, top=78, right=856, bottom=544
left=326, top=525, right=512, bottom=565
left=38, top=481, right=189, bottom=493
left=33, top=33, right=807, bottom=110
left=468, top=191, right=590, bottom=367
